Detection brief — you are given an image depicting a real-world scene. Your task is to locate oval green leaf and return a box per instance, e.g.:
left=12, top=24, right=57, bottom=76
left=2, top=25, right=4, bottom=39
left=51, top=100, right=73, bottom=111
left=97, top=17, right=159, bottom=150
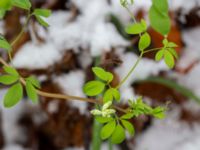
left=4, top=82, right=23, bottom=108
left=121, top=120, right=135, bottom=136
left=149, top=5, right=170, bottom=36
left=139, top=32, right=151, bottom=51
left=125, top=23, right=145, bottom=35
left=111, top=124, right=125, bottom=144
left=12, top=0, right=31, bottom=10
left=95, top=116, right=114, bottom=124
left=83, top=81, right=105, bottom=96
left=164, top=50, right=175, bottom=68
left=155, top=49, right=164, bottom=61
left=100, top=120, right=116, bottom=140
left=35, top=16, right=49, bottom=27
left=34, top=9, right=51, bottom=17
left=0, top=38, right=11, bottom=51
left=3, top=66, right=19, bottom=76
left=25, top=81, right=38, bottom=103
left=92, top=67, right=113, bottom=82
left=0, top=75, right=18, bottom=85
left=26, top=76, right=40, bottom=88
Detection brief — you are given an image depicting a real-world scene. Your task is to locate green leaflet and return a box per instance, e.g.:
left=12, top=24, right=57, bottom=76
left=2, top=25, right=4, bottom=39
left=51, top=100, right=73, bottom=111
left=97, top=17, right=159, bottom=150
left=83, top=81, right=105, bottom=96
left=4, top=82, right=23, bottom=108
left=121, top=119, right=135, bottom=135
left=149, top=4, right=170, bottom=35
left=120, top=113, right=134, bottom=119
left=0, top=38, right=12, bottom=51
left=0, top=75, right=18, bottom=85
left=3, top=66, right=19, bottom=76
left=125, top=21, right=146, bottom=35
left=12, top=0, right=31, bottom=10
left=152, top=106, right=166, bottom=119
left=0, top=0, right=12, bottom=10
left=100, top=120, right=116, bottom=140
left=168, top=48, right=178, bottom=59
left=33, top=8, right=52, bottom=27
left=0, top=0, right=12, bottom=19
left=152, top=0, right=168, bottom=13
left=111, top=125, right=125, bottom=144
left=164, top=50, right=175, bottom=68
left=25, top=80, right=38, bottom=103
left=33, top=9, right=51, bottom=17
left=128, top=97, right=154, bottom=117
left=95, top=116, right=114, bottom=124
left=139, top=32, right=151, bottom=51
left=0, top=66, right=19, bottom=85
left=26, top=76, right=40, bottom=88
left=155, top=39, right=178, bottom=68
left=103, top=88, right=120, bottom=103
left=35, top=16, right=49, bottom=27
left=92, top=67, right=113, bottom=83
left=155, top=49, right=164, bottom=61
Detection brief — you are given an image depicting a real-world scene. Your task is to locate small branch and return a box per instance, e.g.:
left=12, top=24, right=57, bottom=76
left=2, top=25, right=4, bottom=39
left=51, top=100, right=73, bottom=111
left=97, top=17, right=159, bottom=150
left=125, top=6, right=137, bottom=23
left=11, top=12, right=32, bottom=47
left=37, top=90, right=99, bottom=104
left=116, top=52, right=144, bottom=89
left=143, top=47, right=162, bottom=54
left=0, top=58, right=9, bottom=66
left=18, top=77, right=101, bottom=104
left=1, top=58, right=100, bottom=105
left=113, top=106, right=127, bottom=113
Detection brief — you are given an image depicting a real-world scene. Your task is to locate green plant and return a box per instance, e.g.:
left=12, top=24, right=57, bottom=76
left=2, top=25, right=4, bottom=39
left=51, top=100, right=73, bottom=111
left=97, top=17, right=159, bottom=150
left=0, top=0, right=178, bottom=146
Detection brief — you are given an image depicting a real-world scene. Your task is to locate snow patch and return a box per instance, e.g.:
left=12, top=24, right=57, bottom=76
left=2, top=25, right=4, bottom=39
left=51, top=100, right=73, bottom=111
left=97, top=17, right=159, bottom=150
left=54, top=71, right=88, bottom=114
left=12, top=42, right=62, bottom=69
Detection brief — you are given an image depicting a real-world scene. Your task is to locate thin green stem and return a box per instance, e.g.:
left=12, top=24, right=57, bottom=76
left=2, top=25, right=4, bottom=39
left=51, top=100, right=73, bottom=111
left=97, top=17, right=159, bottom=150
left=8, top=52, right=12, bottom=62
left=91, top=56, right=102, bottom=150
left=143, top=47, right=162, bottom=54
left=7, top=12, right=31, bottom=64
left=116, top=52, right=144, bottom=89
left=116, top=47, right=163, bottom=89
left=11, top=13, right=31, bottom=47
left=109, top=138, right=113, bottom=150
left=125, top=6, right=137, bottom=23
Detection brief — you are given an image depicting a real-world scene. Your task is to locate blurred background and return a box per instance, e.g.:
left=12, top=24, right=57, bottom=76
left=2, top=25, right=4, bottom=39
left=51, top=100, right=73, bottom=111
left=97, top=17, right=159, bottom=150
left=1, top=0, right=200, bottom=149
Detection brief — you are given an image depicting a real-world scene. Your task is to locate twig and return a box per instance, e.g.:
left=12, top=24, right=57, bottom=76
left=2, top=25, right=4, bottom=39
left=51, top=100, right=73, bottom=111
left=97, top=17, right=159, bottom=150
left=116, top=52, right=144, bottom=89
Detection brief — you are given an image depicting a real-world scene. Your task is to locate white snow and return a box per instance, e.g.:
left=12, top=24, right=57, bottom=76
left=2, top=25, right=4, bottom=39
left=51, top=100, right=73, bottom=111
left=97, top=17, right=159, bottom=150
left=47, top=100, right=60, bottom=114
left=177, top=27, right=200, bottom=70
left=12, top=42, right=62, bottom=69
left=135, top=109, right=200, bottom=150
left=120, top=86, right=136, bottom=103
left=0, top=89, right=25, bottom=145
left=178, top=63, right=200, bottom=97
left=48, top=0, right=129, bottom=57
left=2, top=0, right=200, bottom=149
left=115, top=52, right=169, bottom=88
left=54, top=71, right=88, bottom=114
left=12, top=1, right=129, bottom=69
left=169, top=0, right=200, bottom=12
